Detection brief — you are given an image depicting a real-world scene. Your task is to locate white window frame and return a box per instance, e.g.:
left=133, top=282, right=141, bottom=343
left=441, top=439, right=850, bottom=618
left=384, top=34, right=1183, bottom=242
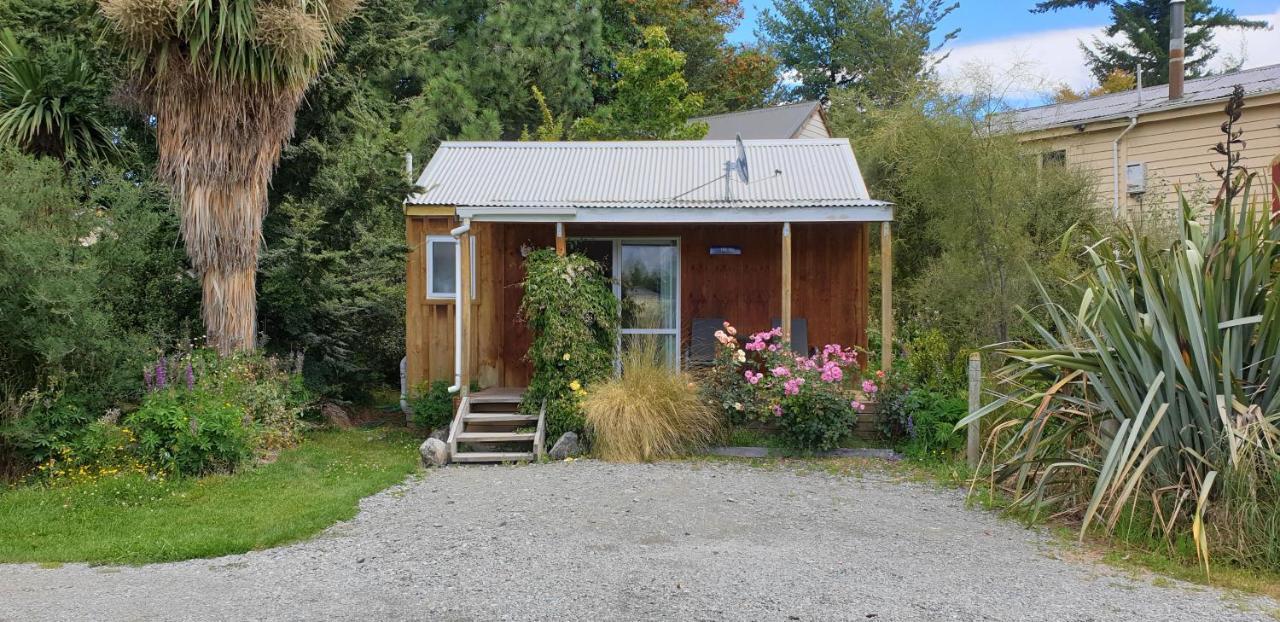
left=569, top=236, right=681, bottom=369
left=425, top=235, right=476, bottom=300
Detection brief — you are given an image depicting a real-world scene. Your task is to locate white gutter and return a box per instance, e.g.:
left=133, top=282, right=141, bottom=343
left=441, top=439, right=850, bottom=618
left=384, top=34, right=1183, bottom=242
left=1111, top=114, right=1138, bottom=218
left=447, top=218, right=471, bottom=394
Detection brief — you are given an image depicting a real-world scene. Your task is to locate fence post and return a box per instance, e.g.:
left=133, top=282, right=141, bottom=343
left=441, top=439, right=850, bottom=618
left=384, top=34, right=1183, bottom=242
left=967, top=352, right=981, bottom=469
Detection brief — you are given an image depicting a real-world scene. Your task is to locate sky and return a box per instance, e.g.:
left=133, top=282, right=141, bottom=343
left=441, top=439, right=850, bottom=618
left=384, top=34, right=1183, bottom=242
left=728, top=0, right=1280, bottom=103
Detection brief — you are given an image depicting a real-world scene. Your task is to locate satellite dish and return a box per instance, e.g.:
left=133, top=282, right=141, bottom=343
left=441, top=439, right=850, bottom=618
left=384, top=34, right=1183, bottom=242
left=734, top=133, right=749, bottom=183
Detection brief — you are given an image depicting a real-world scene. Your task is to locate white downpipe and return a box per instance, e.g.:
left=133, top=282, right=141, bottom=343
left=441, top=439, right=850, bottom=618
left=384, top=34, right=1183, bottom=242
left=399, top=357, right=412, bottom=422
left=1112, top=115, right=1139, bottom=218
left=447, top=219, right=471, bottom=394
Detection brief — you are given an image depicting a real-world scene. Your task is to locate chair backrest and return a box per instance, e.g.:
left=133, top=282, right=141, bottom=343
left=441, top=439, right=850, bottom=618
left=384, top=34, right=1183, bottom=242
left=769, top=317, right=809, bottom=355
left=688, top=317, right=726, bottom=366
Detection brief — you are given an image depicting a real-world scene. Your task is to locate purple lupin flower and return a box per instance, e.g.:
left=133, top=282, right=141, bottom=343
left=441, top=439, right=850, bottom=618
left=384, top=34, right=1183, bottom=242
left=155, top=355, right=168, bottom=389
left=185, top=359, right=195, bottom=391
left=906, top=414, right=916, bottom=439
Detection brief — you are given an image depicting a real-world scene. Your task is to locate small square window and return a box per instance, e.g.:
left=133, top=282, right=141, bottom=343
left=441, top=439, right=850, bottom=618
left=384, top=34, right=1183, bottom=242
left=1041, top=149, right=1066, bottom=167
left=426, top=236, right=476, bottom=300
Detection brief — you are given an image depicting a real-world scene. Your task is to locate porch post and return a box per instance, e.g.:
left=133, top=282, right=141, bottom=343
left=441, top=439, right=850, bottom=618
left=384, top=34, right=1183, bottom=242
left=555, top=223, right=566, bottom=256
left=781, top=222, right=792, bottom=342
left=459, top=229, right=473, bottom=396
left=880, top=221, right=893, bottom=371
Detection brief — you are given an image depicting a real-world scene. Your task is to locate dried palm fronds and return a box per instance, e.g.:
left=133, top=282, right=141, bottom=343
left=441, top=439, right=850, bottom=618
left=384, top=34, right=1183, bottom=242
left=100, top=0, right=355, bottom=353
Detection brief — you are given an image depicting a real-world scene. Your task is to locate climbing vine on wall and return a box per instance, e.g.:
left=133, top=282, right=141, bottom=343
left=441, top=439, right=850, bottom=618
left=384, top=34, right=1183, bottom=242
left=519, top=249, right=619, bottom=441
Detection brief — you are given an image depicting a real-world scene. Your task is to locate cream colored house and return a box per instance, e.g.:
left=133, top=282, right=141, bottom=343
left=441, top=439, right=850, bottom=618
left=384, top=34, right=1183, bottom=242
left=1010, top=64, right=1280, bottom=220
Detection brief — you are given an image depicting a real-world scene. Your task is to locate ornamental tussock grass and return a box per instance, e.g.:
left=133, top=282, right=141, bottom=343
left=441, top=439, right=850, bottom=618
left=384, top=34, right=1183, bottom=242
left=583, top=345, right=720, bottom=463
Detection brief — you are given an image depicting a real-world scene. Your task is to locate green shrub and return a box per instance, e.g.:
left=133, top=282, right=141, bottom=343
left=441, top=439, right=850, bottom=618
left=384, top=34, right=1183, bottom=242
left=777, top=384, right=856, bottom=452
left=0, top=390, right=92, bottom=477
left=126, top=390, right=254, bottom=477
left=410, top=380, right=454, bottom=431
left=519, top=249, right=619, bottom=440
left=583, top=344, right=720, bottom=462
left=896, top=390, right=967, bottom=459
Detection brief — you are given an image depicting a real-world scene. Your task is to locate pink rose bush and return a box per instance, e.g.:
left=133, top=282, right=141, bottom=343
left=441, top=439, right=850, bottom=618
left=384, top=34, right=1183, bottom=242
left=702, top=321, right=873, bottom=450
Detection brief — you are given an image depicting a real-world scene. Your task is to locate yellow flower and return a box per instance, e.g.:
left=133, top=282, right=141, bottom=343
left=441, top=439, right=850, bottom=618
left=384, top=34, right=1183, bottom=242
left=569, top=380, right=582, bottom=392
left=562, top=353, right=571, bottom=361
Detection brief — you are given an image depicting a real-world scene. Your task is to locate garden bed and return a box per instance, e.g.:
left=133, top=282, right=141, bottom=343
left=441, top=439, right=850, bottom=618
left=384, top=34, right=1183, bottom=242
left=0, top=428, right=419, bottom=565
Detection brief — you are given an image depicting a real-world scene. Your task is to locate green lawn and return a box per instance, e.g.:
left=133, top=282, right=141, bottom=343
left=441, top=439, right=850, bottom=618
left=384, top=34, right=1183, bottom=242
left=0, top=428, right=420, bottom=565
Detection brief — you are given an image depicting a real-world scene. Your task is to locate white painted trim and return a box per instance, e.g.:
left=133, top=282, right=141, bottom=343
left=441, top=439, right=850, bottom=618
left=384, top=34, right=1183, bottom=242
left=457, top=205, right=893, bottom=223
left=425, top=235, right=477, bottom=300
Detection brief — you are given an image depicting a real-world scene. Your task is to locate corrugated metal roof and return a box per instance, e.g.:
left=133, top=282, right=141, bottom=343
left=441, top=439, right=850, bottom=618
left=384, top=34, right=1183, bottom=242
left=407, top=139, right=881, bottom=209
left=1009, top=63, right=1280, bottom=132
left=690, top=101, right=823, bottom=140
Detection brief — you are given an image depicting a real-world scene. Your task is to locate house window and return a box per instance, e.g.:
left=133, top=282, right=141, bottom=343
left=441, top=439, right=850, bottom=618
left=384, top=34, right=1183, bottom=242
left=1041, top=149, right=1066, bottom=167
left=425, top=236, right=476, bottom=300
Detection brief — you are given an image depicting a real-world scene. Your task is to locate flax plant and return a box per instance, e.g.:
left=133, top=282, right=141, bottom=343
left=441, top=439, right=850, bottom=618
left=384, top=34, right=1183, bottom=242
left=963, top=87, right=1280, bottom=573
left=99, top=0, right=358, bottom=352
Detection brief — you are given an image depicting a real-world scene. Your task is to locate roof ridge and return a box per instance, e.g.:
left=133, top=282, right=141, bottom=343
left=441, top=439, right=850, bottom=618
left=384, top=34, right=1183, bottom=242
left=438, top=138, right=849, bottom=149
left=689, top=101, right=819, bottom=121
left=1012, top=62, right=1280, bottom=115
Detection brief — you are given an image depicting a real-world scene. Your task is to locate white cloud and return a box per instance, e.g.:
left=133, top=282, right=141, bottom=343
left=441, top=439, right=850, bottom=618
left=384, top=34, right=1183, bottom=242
left=935, top=9, right=1280, bottom=102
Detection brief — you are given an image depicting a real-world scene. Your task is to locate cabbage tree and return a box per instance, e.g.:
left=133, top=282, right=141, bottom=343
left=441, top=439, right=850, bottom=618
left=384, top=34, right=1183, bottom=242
left=100, top=0, right=356, bottom=352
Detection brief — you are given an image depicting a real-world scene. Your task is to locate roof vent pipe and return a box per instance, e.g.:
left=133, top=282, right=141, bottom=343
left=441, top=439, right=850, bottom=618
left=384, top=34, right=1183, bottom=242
left=1168, top=0, right=1186, bottom=100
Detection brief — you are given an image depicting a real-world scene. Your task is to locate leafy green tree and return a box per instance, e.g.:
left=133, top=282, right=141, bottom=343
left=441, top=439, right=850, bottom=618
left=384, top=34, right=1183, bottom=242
left=1032, top=0, right=1268, bottom=85
left=758, top=0, right=958, bottom=102
left=571, top=27, right=708, bottom=140
left=602, top=0, right=779, bottom=112
left=829, top=85, right=1098, bottom=351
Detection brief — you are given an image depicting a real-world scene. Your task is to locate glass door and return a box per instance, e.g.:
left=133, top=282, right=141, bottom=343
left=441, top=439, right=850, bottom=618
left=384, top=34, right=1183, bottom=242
left=619, top=240, right=679, bottom=368
left=568, top=238, right=680, bottom=369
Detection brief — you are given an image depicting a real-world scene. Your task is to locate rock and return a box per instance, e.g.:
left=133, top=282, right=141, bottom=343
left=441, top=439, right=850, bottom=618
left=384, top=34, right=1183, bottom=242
left=430, top=428, right=448, bottom=442
left=549, top=432, right=581, bottom=460
left=420, top=438, right=450, bottom=467
left=321, top=402, right=354, bottom=429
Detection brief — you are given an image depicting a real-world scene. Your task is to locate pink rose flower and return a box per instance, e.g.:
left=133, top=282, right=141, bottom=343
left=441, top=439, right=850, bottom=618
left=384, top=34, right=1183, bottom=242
left=851, top=400, right=866, bottom=412
left=861, top=379, right=878, bottom=394
left=744, top=370, right=763, bottom=385
left=771, top=404, right=783, bottom=417
left=771, top=366, right=790, bottom=377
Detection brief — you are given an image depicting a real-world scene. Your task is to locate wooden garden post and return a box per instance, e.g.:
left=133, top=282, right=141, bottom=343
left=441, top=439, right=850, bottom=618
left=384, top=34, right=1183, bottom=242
left=880, top=222, right=893, bottom=371
left=781, top=222, right=793, bottom=342
left=967, top=352, right=982, bottom=469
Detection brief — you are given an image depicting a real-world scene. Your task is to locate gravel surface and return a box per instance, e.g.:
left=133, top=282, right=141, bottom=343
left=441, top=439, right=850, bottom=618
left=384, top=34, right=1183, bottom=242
left=2, top=460, right=1275, bottom=621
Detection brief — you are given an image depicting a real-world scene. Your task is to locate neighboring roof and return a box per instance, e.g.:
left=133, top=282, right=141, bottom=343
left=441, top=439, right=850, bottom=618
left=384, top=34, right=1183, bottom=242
left=407, top=139, right=882, bottom=211
left=1009, top=64, right=1280, bottom=133
left=690, top=101, right=825, bottom=140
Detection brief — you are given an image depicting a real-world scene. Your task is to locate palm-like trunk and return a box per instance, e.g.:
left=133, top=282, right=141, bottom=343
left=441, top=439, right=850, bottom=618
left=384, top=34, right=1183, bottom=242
left=154, top=77, right=304, bottom=354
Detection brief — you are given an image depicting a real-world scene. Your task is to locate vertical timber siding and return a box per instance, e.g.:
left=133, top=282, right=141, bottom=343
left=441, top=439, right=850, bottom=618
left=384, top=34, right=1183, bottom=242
left=406, top=221, right=871, bottom=389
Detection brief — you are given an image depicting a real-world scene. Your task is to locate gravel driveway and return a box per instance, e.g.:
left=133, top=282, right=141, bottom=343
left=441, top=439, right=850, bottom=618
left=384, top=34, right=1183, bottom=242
left=2, top=460, right=1275, bottom=621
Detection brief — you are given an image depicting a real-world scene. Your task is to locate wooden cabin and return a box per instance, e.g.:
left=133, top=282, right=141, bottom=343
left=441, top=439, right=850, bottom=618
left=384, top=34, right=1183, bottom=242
left=404, top=139, right=893, bottom=461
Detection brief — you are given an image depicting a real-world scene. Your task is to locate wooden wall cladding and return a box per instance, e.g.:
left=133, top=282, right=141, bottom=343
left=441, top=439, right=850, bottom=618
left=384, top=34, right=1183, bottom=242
left=406, top=219, right=870, bottom=390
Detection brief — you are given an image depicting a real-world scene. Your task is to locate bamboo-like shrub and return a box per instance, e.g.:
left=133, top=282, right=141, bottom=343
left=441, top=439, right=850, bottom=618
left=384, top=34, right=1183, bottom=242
left=99, top=0, right=358, bottom=353
left=965, top=87, right=1280, bottom=573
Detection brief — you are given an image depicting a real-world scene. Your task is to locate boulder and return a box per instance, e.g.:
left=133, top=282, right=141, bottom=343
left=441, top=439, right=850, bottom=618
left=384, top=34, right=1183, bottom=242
left=549, top=432, right=581, bottom=460
left=429, top=428, right=448, bottom=442
left=419, top=438, right=450, bottom=468
left=321, top=402, right=354, bottom=429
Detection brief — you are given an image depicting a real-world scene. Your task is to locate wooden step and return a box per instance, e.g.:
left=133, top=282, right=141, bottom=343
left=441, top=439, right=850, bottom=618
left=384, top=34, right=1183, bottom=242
left=469, top=390, right=525, bottom=404
left=451, top=451, right=536, bottom=463
left=463, top=412, right=538, bottom=424
left=456, top=431, right=536, bottom=443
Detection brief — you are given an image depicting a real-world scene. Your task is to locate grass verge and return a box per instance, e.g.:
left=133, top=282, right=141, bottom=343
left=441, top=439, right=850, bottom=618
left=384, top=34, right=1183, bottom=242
left=0, top=428, right=420, bottom=565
